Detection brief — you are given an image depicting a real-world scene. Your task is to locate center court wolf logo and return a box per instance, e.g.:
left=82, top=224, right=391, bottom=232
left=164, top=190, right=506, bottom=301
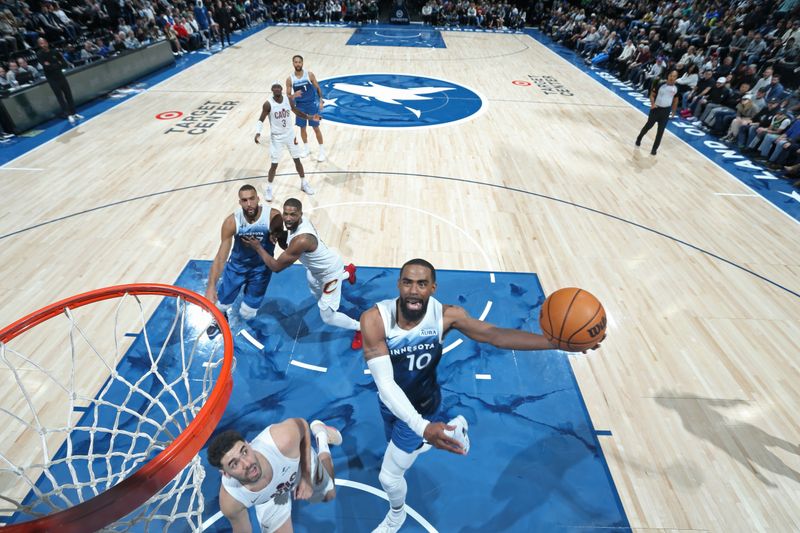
left=317, top=74, right=485, bottom=129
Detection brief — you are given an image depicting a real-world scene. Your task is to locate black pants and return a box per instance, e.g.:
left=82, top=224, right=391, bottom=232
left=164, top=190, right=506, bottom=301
left=637, top=106, right=670, bottom=152
left=219, top=23, right=232, bottom=45
left=47, top=74, right=76, bottom=117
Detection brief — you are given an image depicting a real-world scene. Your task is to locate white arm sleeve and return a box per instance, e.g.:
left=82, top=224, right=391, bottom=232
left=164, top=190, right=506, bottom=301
left=255, top=120, right=263, bottom=134
left=367, top=355, right=429, bottom=438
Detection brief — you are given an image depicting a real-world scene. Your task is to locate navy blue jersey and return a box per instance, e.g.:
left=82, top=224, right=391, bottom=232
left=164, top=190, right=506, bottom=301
left=229, top=205, right=275, bottom=269
left=290, top=69, right=317, bottom=107
left=376, top=297, right=444, bottom=415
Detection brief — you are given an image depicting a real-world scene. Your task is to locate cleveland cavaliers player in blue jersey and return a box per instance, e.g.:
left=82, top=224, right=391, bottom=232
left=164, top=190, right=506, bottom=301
left=205, top=184, right=282, bottom=337
left=286, top=55, right=326, bottom=162
left=360, top=259, right=604, bottom=532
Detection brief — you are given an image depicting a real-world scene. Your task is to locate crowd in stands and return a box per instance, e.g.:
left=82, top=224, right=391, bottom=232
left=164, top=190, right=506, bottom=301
left=0, top=0, right=277, bottom=94
left=3, top=0, right=800, bottom=188
left=419, top=1, right=527, bottom=30
left=0, top=0, right=385, bottom=88
left=542, top=0, right=800, bottom=188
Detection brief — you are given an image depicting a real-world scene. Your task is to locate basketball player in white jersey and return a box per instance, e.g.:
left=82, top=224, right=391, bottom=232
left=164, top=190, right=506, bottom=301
left=286, top=55, right=325, bottom=161
left=242, top=197, right=363, bottom=350
left=205, top=184, right=283, bottom=338
left=361, top=259, right=604, bottom=532
left=207, top=418, right=342, bottom=532
left=255, top=82, right=320, bottom=203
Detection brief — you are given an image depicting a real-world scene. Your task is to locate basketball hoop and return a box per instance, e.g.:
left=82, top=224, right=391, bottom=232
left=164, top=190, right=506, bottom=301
left=0, top=284, right=234, bottom=532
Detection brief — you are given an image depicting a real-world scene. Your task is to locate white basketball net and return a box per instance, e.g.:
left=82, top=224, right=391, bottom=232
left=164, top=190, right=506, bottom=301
left=0, top=291, right=227, bottom=531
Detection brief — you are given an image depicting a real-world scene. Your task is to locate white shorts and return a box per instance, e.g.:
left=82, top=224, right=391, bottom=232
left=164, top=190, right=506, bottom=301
left=254, top=451, right=334, bottom=532
left=307, top=265, right=344, bottom=311
left=270, top=135, right=302, bottom=164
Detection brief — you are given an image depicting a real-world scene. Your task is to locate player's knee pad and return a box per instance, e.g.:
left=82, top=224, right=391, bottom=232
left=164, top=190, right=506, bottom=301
left=378, top=441, right=416, bottom=492
left=239, top=302, right=258, bottom=321
left=378, top=464, right=405, bottom=494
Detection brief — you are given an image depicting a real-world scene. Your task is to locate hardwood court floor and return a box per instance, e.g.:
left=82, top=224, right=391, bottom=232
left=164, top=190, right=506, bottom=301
left=1, top=26, right=799, bottom=531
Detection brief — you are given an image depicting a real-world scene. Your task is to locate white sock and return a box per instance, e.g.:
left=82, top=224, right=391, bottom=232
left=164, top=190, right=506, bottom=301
left=315, top=430, right=330, bottom=456
left=319, top=144, right=325, bottom=153
left=301, top=178, right=309, bottom=187
left=303, top=142, right=309, bottom=151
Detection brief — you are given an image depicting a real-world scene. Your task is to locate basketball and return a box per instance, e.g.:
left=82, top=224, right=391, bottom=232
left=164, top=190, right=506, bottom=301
left=539, top=288, right=606, bottom=352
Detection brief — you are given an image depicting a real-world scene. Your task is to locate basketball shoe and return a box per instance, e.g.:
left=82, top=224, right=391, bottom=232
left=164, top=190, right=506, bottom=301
left=301, top=180, right=315, bottom=195
left=351, top=331, right=362, bottom=350
left=264, top=184, right=273, bottom=202
left=206, top=309, right=230, bottom=340
left=372, top=507, right=406, bottom=533
left=317, top=145, right=326, bottom=162
left=445, top=415, right=470, bottom=454
left=344, top=263, right=357, bottom=284
left=309, top=420, right=343, bottom=446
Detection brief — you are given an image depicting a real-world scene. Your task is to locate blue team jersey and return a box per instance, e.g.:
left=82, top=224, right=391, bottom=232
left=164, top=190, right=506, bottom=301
left=229, top=205, right=275, bottom=269
left=376, top=297, right=444, bottom=415
left=291, top=69, right=317, bottom=107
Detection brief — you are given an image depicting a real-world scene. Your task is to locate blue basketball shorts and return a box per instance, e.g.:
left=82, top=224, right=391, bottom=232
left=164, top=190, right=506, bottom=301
left=216, top=262, right=272, bottom=309
left=379, top=388, right=444, bottom=453
left=295, top=100, right=321, bottom=128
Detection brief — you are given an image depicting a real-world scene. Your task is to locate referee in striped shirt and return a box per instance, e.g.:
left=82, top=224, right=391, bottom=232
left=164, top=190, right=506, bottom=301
left=636, top=70, right=679, bottom=156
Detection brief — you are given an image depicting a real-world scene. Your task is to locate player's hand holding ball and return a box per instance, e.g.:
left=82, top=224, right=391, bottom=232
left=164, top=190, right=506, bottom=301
left=539, top=288, right=607, bottom=353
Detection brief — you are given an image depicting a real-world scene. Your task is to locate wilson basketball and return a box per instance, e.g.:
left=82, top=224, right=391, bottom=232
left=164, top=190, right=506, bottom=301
left=539, top=288, right=606, bottom=352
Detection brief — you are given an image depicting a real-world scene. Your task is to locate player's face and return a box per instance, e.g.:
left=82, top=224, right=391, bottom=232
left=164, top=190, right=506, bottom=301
left=293, top=56, right=303, bottom=72
left=271, top=84, right=282, bottom=98
left=282, top=205, right=302, bottom=231
left=220, top=441, right=263, bottom=484
left=238, top=190, right=259, bottom=218
left=397, top=264, right=436, bottom=322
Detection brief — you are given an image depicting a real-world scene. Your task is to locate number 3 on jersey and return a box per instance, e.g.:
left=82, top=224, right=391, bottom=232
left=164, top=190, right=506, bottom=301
left=406, top=352, right=432, bottom=371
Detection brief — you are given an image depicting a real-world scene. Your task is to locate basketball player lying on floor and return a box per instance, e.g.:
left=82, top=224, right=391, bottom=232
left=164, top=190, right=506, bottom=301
left=361, top=258, right=605, bottom=532
left=207, top=418, right=342, bottom=533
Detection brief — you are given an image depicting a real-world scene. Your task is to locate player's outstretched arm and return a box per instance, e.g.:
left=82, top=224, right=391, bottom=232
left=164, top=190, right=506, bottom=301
left=445, top=305, right=603, bottom=353
left=205, top=215, right=236, bottom=304
left=361, top=308, right=465, bottom=455
left=242, top=232, right=308, bottom=272
left=219, top=486, right=250, bottom=533
left=445, top=305, right=556, bottom=351
left=254, top=101, right=270, bottom=144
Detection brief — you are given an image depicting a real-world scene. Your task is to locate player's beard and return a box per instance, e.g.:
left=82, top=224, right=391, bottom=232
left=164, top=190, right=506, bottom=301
left=399, top=296, right=428, bottom=322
